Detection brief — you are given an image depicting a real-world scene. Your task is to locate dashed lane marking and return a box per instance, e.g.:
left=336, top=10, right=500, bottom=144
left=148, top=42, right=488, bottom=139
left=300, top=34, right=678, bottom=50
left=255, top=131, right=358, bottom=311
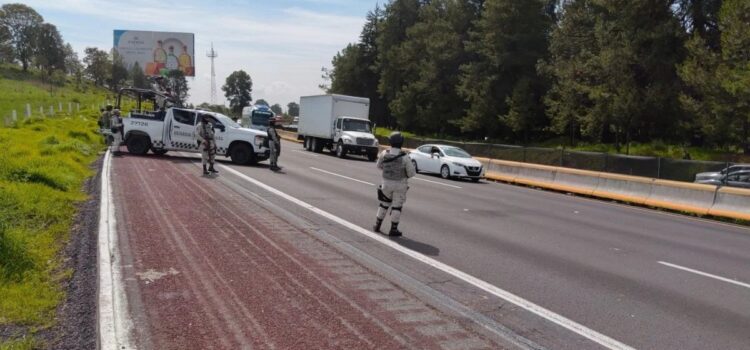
left=414, top=176, right=463, bottom=189
left=218, top=163, right=636, bottom=350
left=310, top=167, right=376, bottom=186
left=658, top=261, right=750, bottom=290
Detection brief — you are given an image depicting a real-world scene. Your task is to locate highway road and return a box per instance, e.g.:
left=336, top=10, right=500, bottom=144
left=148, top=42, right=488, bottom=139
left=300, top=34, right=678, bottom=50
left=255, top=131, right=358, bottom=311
left=205, top=139, right=750, bottom=350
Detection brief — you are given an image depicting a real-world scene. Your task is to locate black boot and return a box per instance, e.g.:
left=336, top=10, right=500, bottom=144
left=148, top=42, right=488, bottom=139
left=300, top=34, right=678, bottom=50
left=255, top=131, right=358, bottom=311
left=203, top=165, right=209, bottom=175
left=209, top=164, right=218, bottom=173
left=373, top=218, right=383, bottom=232
left=388, top=223, right=402, bottom=237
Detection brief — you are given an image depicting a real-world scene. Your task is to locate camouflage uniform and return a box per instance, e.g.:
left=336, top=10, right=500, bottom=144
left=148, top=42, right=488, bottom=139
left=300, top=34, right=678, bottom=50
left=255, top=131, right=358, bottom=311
left=374, top=143, right=416, bottom=236
left=197, top=120, right=217, bottom=174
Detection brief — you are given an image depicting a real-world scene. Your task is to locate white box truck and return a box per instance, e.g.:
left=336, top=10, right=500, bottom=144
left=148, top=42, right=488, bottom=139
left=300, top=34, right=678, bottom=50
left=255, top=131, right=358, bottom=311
left=298, top=94, right=379, bottom=161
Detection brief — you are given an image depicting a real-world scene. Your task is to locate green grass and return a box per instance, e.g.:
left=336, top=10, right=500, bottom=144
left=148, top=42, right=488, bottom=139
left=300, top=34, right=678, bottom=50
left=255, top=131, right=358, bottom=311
left=0, top=67, right=107, bottom=347
left=0, top=64, right=114, bottom=123
left=0, top=337, right=37, bottom=350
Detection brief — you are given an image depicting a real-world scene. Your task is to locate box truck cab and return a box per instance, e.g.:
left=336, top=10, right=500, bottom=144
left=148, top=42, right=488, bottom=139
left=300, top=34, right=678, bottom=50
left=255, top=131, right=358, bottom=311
left=241, top=104, right=275, bottom=132
left=298, top=94, right=379, bottom=161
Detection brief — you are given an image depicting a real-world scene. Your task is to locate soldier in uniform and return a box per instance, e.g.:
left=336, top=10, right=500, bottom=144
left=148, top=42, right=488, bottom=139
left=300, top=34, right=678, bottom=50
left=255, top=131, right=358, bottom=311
left=373, top=132, right=416, bottom=237
left=110, top=109, right=123, bottom=155
left=197, top=115, right=218, bottom=176
left=267, top=117, right=282, bottom=171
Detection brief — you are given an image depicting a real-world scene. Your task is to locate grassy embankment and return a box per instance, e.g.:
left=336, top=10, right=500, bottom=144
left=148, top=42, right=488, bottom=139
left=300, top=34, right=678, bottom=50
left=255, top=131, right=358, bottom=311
left=0, top=65, right=108, bottom=349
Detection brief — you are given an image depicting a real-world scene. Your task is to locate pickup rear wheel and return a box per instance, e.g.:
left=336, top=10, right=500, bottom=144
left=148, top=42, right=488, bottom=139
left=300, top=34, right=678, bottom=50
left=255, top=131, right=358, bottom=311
left=230, top=143, right=253, bottom=165
left=126, top=135, right=150, bottom=155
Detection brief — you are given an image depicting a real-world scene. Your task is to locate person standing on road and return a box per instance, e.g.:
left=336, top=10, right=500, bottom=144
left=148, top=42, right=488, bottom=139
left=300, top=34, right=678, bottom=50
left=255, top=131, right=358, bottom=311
left=110, top=109, right=123, bottom=155
left=197, top=115, right=218, bottom=176
left=267, top=117, right=282, bottom=171
left=373, top=132, right=416, bottom=237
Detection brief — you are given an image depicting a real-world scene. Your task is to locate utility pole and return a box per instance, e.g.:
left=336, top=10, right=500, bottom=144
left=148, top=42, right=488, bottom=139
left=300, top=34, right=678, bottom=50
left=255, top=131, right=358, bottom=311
left=207, top=43, right=218, bottom=104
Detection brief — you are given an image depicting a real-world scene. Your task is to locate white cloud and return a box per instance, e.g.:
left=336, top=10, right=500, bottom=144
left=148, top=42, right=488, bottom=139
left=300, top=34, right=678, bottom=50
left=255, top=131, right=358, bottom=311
left=23, top=0, right=368, bottom=108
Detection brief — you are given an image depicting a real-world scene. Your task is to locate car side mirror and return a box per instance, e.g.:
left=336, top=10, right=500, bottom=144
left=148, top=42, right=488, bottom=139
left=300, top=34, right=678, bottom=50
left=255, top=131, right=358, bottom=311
left=217, top=125, right=225, bottom=132
left=432, top=152, right=440, bottom=158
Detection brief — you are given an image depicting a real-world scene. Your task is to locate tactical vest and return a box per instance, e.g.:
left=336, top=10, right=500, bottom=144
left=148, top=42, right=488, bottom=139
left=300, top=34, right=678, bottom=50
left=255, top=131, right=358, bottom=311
left=382, top=152, right=408, bottom=181
left=199, top=123, right=214, bottom=140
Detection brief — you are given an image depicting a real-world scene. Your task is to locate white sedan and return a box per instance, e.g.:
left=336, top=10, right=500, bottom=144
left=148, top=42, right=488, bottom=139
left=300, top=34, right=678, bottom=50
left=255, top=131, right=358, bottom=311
left=408, top=144, right=485, bottom=182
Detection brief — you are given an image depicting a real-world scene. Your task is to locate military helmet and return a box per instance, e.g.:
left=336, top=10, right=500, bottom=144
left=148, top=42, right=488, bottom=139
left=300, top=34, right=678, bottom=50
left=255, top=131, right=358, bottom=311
left=105, top=104, right=113, bottom=111
left=389, top=131, right=404, bottom=148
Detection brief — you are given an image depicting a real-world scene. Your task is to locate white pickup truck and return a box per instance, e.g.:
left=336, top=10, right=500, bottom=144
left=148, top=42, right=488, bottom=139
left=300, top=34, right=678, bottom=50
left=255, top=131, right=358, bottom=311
left=120, top=107, right=270, bottom=165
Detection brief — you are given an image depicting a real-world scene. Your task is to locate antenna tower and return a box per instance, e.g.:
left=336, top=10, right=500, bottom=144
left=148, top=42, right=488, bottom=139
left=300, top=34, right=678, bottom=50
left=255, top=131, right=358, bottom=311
left=207, top=43, right=218, bottom=104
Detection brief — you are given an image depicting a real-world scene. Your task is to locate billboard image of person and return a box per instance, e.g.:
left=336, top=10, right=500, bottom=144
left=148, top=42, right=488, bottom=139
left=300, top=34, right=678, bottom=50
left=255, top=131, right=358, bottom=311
left=114, top=30, right=195, bottom=77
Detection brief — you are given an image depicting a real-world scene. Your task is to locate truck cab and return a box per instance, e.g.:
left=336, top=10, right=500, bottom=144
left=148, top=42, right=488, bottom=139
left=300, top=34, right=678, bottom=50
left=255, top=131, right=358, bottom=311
left=332, top=117, right=379, bottom=160
left=240, top=104, right=275, bottom=132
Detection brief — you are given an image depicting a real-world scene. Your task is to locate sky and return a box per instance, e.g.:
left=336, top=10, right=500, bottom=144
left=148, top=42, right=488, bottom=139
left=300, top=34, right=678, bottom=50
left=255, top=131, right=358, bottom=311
left=10, top=0, right=377, bottom=111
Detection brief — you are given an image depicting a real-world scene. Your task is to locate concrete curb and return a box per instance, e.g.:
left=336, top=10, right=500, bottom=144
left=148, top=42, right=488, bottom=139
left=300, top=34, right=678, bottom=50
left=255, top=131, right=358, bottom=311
left=97, top=150, right=134, bottom=350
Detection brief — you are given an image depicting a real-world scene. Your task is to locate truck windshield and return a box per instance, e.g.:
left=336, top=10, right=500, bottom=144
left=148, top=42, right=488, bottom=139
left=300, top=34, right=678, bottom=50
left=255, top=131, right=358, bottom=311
left=252, top=111, right=273, bottom=126
left=342, top=119, right=371, bottom=132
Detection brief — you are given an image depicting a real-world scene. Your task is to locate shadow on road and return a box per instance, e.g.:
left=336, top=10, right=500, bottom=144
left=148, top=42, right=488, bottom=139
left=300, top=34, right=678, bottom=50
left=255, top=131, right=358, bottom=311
left=392, top=236, right=440, bottom=257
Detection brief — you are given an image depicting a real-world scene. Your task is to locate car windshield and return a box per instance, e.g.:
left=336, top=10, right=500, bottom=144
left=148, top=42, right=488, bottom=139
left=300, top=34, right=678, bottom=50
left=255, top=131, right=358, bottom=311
left=342, top=119, right=371, bottom=132
left=215, top=114, right=240, bottom=128
left=442, top=147, right=471, bottom=158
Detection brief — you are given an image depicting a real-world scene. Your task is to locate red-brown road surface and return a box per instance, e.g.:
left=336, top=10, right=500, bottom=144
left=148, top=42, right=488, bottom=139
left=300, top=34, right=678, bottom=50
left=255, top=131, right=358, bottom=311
left=111, top=153, right=502, bottom=350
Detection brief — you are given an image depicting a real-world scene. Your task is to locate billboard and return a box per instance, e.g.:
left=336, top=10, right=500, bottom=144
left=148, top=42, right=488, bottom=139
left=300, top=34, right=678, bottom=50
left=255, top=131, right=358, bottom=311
left=114, top=30, right=195, bottom=77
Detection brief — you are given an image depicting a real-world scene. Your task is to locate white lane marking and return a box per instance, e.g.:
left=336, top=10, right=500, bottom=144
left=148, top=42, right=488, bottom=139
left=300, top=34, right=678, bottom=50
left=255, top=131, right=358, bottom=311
left=414, top=176, right=462, bottom=189
left=98, top=150, right=135, bottom=350
left=658, top=261, right=750, bottom=290
left=293, top=149, right=319, bottom=157
left=219, top=164, right=635, bottom=350
left=310, top=167, right=376, bottom=186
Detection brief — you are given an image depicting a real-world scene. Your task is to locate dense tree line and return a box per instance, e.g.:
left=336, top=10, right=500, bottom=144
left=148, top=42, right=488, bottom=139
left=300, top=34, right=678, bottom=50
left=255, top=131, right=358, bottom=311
left=325, top=0, right=749, bottom=153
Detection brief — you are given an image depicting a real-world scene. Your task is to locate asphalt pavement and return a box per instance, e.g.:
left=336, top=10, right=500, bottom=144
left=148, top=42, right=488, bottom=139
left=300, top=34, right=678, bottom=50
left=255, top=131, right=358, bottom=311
left=211, top=140, right=750, bottom=350
left=110, top=139, right=750, bottom=350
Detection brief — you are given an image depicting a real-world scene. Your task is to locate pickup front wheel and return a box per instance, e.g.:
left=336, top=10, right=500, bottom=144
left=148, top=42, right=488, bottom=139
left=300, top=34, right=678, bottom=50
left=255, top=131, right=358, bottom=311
left=126, top=135, right=150, bottom=155
left=230, top=143, right=253, bottom=165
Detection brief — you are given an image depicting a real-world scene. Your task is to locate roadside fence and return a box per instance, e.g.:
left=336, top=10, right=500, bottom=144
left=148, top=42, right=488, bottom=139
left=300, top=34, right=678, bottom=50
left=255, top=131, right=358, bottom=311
left=0, top=102, right=101, bottom=127
left=375, top=135, right=733, bottom=183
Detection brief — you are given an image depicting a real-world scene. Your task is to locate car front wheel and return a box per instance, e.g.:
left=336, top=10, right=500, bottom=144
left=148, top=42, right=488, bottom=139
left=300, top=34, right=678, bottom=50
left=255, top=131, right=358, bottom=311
left=412, top=160, right=419, bottom=173
left=440, top=165, right=451, bottom=179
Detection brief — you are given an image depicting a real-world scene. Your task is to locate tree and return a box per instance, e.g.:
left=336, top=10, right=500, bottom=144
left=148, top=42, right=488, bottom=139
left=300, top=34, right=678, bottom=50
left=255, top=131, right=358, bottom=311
left=675, top=0, right=723, bottom=49
left=543, top=0, right=685, bottom=150
left=0, top=3, right=43, bottom=71
left=83, top=47, right=110, bottom=86
left=377, top=0, right=423, bottom=120
left=0, top=22, right=12, bottom=63
left=270, top=103, right=283, bottom=115
left=680, top=0, right=750, bottom=153
left=255, top=99, right=268, bottom=106
left=458, top=0, right=554, bottom=141
left=222, top=70, right=253, bottom=115
left=166, top=69, right=189, bottom=106
left=129, top=61, right=147, bottom=89
left=33, top=23, right=65, bottom=76
left=287, top=102, right=300, bottom=117
left=62, top=43, right=81, bottom=74
left=197, top=102, right=232, bottom=116
left=388, top=0, right=476, bottom=135
left=109, top=51, right=128, bottom=91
